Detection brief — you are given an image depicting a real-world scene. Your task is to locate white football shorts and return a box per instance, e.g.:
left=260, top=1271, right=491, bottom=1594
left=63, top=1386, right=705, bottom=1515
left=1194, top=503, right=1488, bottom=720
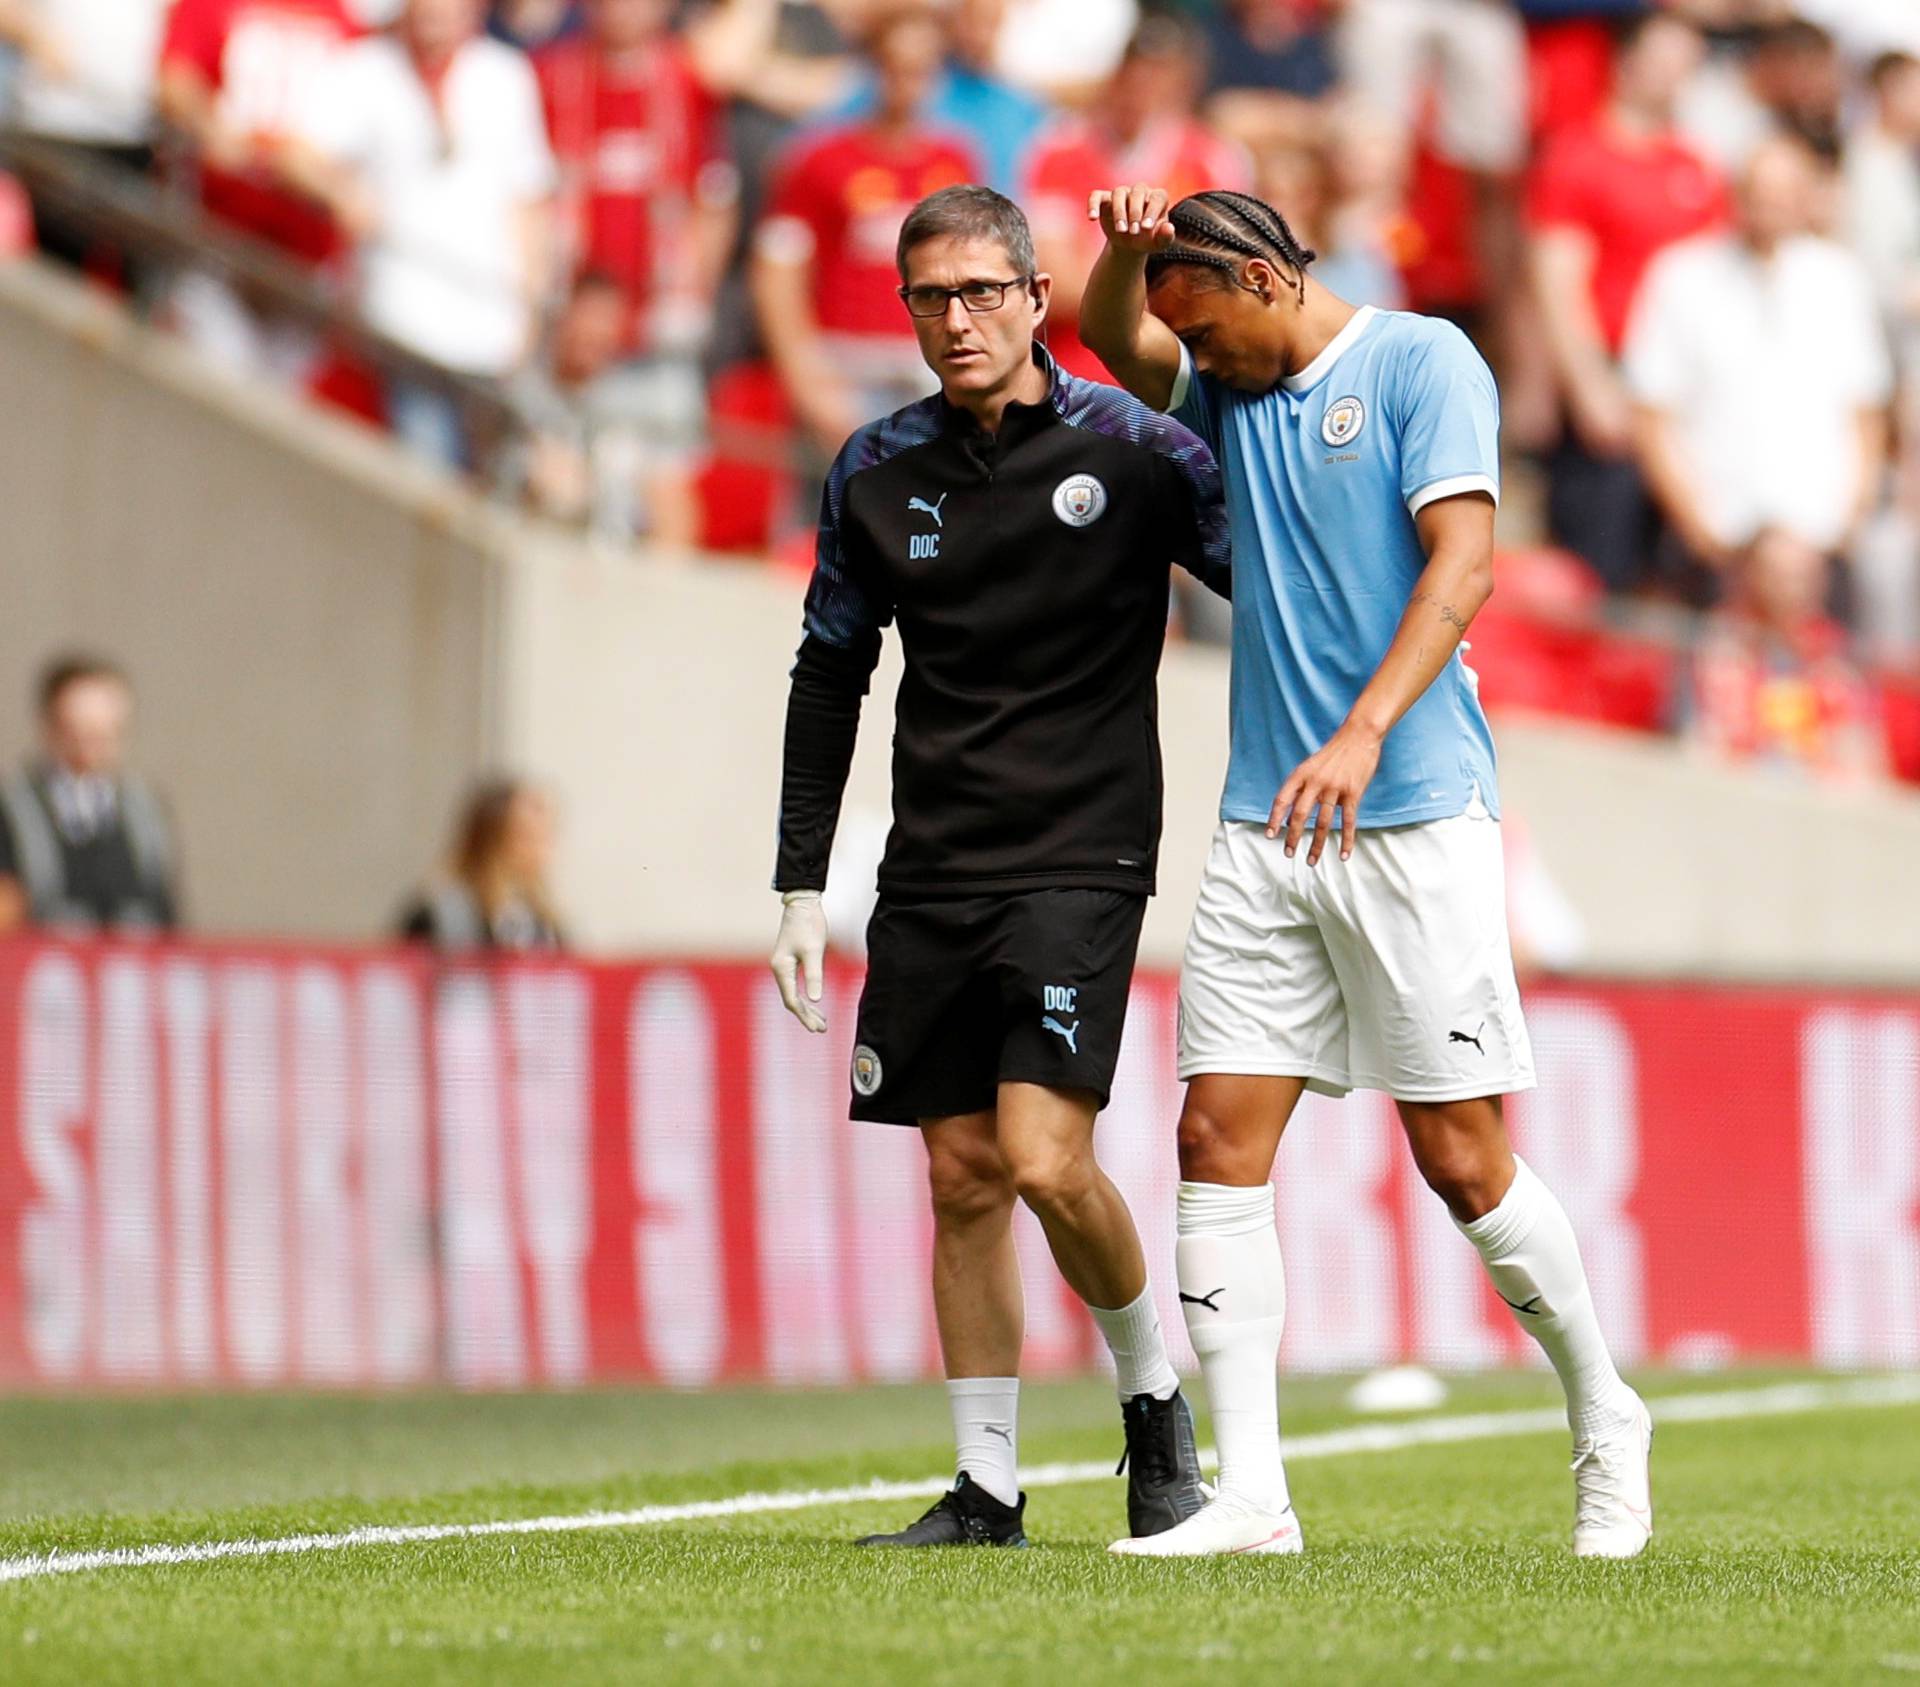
left=1177, top=805, right=1536, bottom=1102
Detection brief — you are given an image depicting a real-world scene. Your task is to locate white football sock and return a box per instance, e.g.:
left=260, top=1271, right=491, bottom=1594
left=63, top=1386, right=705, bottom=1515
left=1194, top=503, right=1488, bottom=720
left=947, top=1376, right=1020, bottom=1506
left=1088, top=1282, right=1181, bottom=1401
left=1456, top=1156, right=1634, bottom=1440
left=1176, top=1181, right=1291, bottom=1514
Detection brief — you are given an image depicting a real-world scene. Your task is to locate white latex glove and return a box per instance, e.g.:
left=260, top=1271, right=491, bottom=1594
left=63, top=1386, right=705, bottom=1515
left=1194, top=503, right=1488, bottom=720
left=771, top=890, right=828, bottom=1033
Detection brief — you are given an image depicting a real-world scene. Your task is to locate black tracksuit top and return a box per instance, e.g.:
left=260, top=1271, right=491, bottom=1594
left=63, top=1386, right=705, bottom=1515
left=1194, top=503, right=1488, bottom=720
left=775, top=348, right=1232, bottom=901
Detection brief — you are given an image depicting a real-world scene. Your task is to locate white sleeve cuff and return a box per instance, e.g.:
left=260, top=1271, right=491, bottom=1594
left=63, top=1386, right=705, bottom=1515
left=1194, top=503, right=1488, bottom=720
left=1165, top=342, right=1193, bottom=414
left=1406, top=473, right=1499, bottom=516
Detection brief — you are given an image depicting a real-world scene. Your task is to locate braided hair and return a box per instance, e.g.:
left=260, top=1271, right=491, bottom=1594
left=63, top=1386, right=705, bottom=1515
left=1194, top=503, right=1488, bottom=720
left=1145, top=190, right=1318, bottom=305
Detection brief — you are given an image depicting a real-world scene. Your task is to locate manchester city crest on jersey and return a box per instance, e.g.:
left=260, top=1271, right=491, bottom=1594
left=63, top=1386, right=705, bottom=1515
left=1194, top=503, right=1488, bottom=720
left=1322, top=395, right=1366, bottom=448
left=852, top=1044, right=883, bottom=1097
left=1052, top=473, right=1108, bottom=527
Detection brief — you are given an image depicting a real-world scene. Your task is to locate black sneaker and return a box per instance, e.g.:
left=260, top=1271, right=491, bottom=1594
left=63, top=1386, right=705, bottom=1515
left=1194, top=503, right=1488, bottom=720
left=853, top=1472, right=1029, bottom=1548
left=1116, top=1389, right=1207, bottom=1538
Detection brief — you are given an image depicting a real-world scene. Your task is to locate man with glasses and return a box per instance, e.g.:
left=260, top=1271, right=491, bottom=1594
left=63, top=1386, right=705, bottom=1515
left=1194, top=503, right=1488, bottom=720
left=769, top=184, right=1228, bottom=1550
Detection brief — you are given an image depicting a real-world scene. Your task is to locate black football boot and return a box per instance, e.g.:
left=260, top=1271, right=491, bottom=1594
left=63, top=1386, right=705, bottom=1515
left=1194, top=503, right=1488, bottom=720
left=1116, top=1388, right=1207, bottom=1538
left=853, top=1472, right=1029, bottom=1548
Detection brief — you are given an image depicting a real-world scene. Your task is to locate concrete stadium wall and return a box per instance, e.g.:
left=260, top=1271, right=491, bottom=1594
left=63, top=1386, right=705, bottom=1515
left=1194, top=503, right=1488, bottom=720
left=1495, top=717, right=1920, bottom=985
left=500, top=549, right=1920, bottom=983
left=5, top=255, right=1918, bottom=980
left=0, top=261, right=500, bottom=941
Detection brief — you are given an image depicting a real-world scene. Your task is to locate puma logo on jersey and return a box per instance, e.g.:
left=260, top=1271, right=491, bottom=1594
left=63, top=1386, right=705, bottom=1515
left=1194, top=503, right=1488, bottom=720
left=1041, top=1016, right=1080, bottom=1054
left=908, top=494, right=947, bottom=528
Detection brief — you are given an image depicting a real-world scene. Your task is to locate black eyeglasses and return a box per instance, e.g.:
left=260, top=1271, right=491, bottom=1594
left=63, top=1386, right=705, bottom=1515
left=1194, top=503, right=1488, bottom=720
left=897, top=276, right=1034, bottom=318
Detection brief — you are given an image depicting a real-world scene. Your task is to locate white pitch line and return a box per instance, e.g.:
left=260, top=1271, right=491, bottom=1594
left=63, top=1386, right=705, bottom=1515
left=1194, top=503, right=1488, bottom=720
left=2, top=1374, right=1915, bottom=1587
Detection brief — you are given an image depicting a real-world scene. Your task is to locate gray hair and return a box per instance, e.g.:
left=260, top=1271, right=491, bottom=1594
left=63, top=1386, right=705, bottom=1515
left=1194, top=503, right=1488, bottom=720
left=895, top=184, right=1036, bottom=280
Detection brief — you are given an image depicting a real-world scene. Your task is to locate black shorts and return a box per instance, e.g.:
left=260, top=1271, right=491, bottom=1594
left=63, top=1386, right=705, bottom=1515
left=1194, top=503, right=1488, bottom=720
left=849, top=888, right=1148, bottom=1125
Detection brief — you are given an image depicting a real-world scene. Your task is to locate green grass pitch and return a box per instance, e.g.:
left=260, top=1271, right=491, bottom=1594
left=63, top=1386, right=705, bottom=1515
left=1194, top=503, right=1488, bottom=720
left=1, top=1370, right=1916, bottom=1684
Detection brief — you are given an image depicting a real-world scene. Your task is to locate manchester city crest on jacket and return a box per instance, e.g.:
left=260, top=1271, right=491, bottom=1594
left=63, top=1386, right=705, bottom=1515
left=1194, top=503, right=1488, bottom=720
left=1052, top=473, right=1108, bottom=527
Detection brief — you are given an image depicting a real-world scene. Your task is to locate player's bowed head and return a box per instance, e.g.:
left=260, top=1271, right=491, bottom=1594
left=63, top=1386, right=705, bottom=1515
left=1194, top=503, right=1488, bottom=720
left=1087, top=184, right=1327, bottom=396
left=894, top=184, right=1055, bottom=423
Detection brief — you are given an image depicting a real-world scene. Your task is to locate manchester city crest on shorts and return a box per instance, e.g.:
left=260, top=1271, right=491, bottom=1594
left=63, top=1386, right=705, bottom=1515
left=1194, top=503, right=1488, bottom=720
left=1052, top=473, right=1108, bottom=527
left=852, top=1044, right=883, bottom=1097
left=1322, top=395, right=1366, bottom=448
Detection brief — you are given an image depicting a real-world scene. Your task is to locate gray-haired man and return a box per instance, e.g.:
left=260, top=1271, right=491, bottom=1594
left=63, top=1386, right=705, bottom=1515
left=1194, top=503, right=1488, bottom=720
left=770, top=185, right=1227, bottom=1548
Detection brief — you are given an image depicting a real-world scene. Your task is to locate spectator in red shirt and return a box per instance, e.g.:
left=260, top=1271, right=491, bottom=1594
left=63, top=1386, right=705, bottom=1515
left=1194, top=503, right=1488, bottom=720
left=158, top=0, right=359, bottom=380
left=537, top=0, right=737, bottom=355
left=1528, top=10, right=1728, bottom=594
left=750, top=6, right=978, bottom=462
left=1021, top=15, right=1250, bottom=383
left=536, top=0, right=737, bottom=536
left=1684, top=527, right=1885, bottom=780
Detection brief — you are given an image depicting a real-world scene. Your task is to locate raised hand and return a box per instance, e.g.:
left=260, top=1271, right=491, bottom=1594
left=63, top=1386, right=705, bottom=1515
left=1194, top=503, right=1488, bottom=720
left=1089, top=185, right=1176, bottom=257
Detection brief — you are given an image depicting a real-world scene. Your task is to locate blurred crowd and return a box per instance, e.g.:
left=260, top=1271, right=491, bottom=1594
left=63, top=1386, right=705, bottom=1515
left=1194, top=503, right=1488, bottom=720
left=4, top=0, right=1920, bottom=784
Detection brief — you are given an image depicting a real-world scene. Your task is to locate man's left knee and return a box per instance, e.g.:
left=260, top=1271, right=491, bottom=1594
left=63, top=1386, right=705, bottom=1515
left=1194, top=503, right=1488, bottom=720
left=1006, top=1141, right=1098, bottom=1218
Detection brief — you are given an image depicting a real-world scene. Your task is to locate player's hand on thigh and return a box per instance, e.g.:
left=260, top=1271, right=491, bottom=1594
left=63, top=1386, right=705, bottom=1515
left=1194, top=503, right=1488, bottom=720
left=1089, top=184, right=1175, bottom=253
left=1270, top=722, right=1384, bottom=866
left=771, top=891, right=829, bottom=1033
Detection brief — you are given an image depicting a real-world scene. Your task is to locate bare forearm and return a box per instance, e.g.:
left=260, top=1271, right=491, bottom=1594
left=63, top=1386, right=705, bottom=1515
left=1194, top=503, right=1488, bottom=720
left=1631, top=406, right=1720, bottom=555
left=750, top=257, right=828, bottom=395
left=156, top=67, right=218, bottom=140
left=1348, top=544, right=1492, bottom=739
left=1854, top=407, right=1891, bottom=529
left=1080, top=241, right=1177, bottom=407
left=1529, top=237, right=1612, bottom=391
left=692, top=198, right=738, bottom=302
left=685, top=0, right=777, bottom=91
left=518, top=200, right=550, bottom=312
left=275, top=140, right=360, bottom=226
left=0, top=0, right=53, bottom=58
left=687, top=0, right=852, bottom=115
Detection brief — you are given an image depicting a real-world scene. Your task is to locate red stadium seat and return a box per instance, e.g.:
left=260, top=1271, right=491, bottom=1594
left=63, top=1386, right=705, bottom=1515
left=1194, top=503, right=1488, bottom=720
left=306, top=349, right=387, bottom=427
left=695, top=360, right=796, bottom=556
left=1470, top=549, right=1677, bottom=733
left=0, top=172, right=32, bottom=258
left=1881, top=672, right=1920, bottom=786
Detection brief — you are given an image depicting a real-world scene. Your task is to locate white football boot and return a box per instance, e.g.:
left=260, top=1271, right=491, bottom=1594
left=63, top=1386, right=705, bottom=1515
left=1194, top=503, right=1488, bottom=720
left=1571, top=1392, right=1654, bottom=1559
left=1109, top=1493, right=1303, bottom=1558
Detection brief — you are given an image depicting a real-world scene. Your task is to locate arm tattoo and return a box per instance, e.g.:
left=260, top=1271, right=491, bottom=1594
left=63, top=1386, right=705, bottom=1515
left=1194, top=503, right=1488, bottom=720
left=1411, top=590, right=1469, bottom=635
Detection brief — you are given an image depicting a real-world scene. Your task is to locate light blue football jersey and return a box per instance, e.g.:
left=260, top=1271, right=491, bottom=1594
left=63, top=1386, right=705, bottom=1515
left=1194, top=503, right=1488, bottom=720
left=1170, top=305, right=1502, bottom=828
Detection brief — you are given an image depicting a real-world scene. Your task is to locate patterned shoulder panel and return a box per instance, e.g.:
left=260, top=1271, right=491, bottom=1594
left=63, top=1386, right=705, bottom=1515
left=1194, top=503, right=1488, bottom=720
left=1051, top=368, right=1233, bottom=590
left=804, top=395, right=946, bottom=649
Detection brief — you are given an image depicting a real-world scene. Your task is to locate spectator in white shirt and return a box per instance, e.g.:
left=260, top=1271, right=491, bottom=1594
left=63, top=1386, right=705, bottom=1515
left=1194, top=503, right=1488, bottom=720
left=1846, top=55, right=1920, bottom=389
left=1680, top=17, right=1844, bottom=176
left=0, top=0, right=165, bottom=151
left=285, top=0, right=557, bottom=464
left=1625, top=134, right=1892, bottom=607
left=1845, top=52, right=1920, bottom=658
left=993, top=0, right=1139, bottom=105
left=0, top=0, right=168, bottom=277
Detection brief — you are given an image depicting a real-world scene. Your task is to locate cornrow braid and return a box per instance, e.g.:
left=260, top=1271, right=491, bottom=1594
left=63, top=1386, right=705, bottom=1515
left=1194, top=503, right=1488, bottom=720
left=1145, top=190, right=1318, bottom=303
